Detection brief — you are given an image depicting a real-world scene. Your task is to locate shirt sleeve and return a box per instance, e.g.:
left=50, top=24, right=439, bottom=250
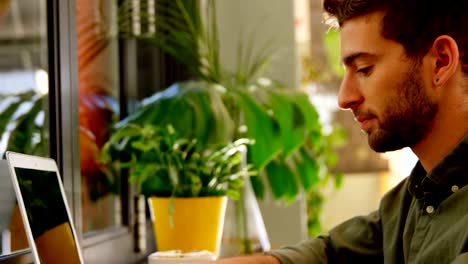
left=266, top=210, right=383, bottom=264
left=265, top=236, right=332, bottom=264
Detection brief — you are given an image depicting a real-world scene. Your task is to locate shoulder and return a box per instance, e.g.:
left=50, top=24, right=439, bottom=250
left=382, top=177, right=411, bottom=201
left=379, top=177, right=413, bottom=217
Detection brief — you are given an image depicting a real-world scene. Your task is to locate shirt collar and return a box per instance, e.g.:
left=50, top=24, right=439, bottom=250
left=408, top=135, right=468, bottom=200
left=428, top=136, right=468, bottom=185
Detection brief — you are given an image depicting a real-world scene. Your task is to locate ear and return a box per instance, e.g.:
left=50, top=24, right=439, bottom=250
left=428, top=35, right=459, bottom=87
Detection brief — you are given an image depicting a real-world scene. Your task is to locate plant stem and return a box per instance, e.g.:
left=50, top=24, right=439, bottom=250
left=235, top=185, right=252, bottom=254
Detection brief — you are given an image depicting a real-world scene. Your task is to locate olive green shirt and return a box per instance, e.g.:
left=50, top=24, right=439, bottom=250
left=268, top=136, right=468, bottom=264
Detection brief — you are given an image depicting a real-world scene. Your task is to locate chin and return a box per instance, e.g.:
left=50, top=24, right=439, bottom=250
left=368, top=131, right=411, bottom=153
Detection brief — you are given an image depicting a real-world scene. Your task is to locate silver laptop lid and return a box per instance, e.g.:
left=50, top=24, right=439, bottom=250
left=6, top=152, right=84, bottom=264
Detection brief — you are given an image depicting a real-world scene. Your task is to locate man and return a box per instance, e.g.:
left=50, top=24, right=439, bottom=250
left=195, top=0, right=468, bottom=263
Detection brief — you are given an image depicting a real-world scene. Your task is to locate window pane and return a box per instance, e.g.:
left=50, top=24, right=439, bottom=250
left=76, top=0, right=122, bottom=233
left=0, top=0, right=49, bottom=256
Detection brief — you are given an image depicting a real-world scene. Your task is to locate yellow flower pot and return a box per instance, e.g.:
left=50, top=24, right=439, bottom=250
left=148, top=196, right=227, bottom=255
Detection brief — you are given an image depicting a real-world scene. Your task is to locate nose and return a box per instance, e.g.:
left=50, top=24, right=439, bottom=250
left=338, top=73, right=363, bottom=110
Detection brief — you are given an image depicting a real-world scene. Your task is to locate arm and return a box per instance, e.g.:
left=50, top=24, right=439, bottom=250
left=192, top=255, right=280, bottom=264
left=229, top=180, right=402, bottom=263
left=193, top=210, right=383, bottom=264
left=193, top=210, right=382, bottom=264
left=267, top=210, right=384, bottom=264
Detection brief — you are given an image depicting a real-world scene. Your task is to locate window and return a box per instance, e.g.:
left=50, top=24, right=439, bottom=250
left=0, top=0, right=49, bottom=258
left=76, top=0, right=122, bottom=234
left=0, top=0, right=149, bottom=263
left=0, top=0, right=191, bottom=262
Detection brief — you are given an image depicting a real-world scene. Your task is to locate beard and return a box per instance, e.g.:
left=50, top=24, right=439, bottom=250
left=358, top=63, right=438, bottom=152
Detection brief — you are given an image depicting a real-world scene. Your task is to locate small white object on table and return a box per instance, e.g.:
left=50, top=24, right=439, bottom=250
left=148, top=250, right=217, bottom=264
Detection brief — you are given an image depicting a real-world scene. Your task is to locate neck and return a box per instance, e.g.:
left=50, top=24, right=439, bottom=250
left=411, top=89, right=468, bottom=172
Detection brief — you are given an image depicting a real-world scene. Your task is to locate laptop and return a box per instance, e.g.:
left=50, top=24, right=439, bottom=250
left=6, top=151, right=84, bottom=264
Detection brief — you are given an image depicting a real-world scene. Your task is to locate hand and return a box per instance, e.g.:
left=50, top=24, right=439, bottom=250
left=184, top=255, right=280, bottom=264
left=181, top=262, right=214, bottom=264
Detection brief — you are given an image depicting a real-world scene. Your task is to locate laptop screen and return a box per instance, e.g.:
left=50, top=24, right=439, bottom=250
left=14, top=167, right=81, bottom=264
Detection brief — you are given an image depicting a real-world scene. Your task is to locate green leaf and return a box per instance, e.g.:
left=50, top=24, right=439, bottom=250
left=293, top=148, right=321, bottom=193
left=140, top=176, right=172, bottom=198
left=234, top=29, right=275, bottom=85
left=265, top=91, right=307, bottom=158
left=225, top=189, right=240, bottom=200
left=309, top=130, right=324, bottom=153
left=327, top=125, right=348, bottom=148
left=0, top=95, right=28, bottom=134
left=0, top=92, right=48, bottom=158
left=250, top=175, right=265, bottom=200
left=6, top=95, right=45, bottom=156
left=334, top=172, right=344, bottom=188
left=233, top=89, right=281, bottom=170
left=264, top=158, right=298, bottom=202
left=289, top=93, right=321, bottom=132
left=115, top=82, right=235, bottom=146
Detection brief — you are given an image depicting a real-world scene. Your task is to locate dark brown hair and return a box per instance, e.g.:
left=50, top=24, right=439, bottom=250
left=323, top=0, right=468, bottom=75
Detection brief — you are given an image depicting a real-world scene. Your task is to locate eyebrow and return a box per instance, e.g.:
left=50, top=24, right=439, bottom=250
left=342, top=52, right=377, bottom=67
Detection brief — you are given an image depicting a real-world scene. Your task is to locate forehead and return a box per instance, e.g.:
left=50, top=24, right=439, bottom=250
left=340, top=11, right=403, bottom=63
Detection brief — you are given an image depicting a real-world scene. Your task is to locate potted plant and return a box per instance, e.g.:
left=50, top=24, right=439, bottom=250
left=116, top=0, right=345, bottom=253
left=101, top=123, right=255, bottom=255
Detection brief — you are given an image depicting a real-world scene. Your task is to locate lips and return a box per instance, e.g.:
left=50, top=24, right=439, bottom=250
left=355, top=116, right=375, bottom=131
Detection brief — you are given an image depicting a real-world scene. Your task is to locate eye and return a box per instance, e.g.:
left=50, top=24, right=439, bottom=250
left=356, top=66, right=373, bottom=76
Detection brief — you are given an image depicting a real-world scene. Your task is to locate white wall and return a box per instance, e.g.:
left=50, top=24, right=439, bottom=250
left=216, top=0, right=298, bottom=88
left=320, top=173, right=384, bottom=231
left=321, top=157, right=416, bottom=232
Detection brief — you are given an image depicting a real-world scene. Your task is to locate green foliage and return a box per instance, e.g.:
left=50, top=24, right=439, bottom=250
left=116, top=0, right=346, bottom=217
left=118, top=0, right=222, bottom=83
left=0, top=91, right=48, bottom=159
left=306, top=189, right=325, bottom=236
left=114, top=78, right=334, bottom=204
left=0, top=91, right=120, bottom=202
left=305, top=126, right=347, bottom=236
left=101, top=124, right=255, bottom=199
left=324, top=29, right=345, bottom=78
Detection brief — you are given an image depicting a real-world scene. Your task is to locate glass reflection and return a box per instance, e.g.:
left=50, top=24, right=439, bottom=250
left=76, top=0, right=121, bottom=232
left=0, top=0, right=49, bottom=256
left=15, top=168, right=81, bottom=264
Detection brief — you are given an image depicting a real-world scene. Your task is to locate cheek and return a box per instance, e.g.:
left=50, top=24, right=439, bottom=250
left=362, top=64, right=409, bottom=99
left=360, top=75, right=407, bottom=122
left=360, top=78, right=395, bottom=108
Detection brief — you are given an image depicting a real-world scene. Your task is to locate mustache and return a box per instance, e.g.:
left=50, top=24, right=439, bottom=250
left=352, top=108, right=377, bottom=120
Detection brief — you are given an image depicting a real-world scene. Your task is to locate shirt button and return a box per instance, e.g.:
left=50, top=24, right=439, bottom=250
left=426, top=205, right=435, bottom=214
left=451, top=185, right=459, bottom=192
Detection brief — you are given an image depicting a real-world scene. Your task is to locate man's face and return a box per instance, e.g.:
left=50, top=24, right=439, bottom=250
left=338, top=12, right=438, bottom=152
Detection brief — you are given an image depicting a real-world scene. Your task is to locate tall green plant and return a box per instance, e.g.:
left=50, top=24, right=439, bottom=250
left=116, top=0, right=345, bottom=234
